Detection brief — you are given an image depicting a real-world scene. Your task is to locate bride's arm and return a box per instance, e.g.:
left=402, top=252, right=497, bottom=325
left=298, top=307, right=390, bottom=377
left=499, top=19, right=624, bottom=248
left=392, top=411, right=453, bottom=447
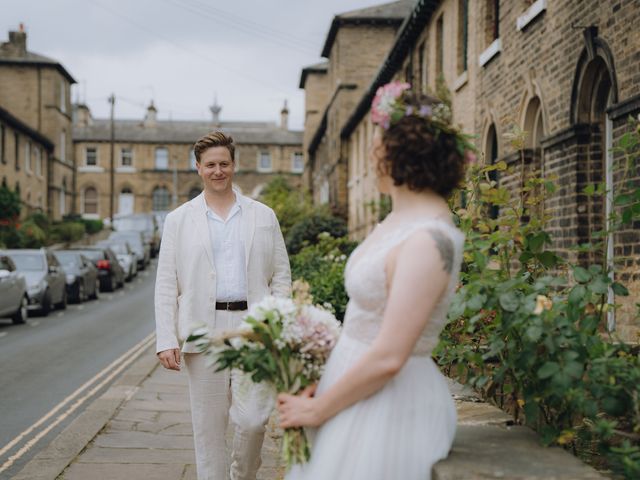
left=278, top=229, right=454, bottom=428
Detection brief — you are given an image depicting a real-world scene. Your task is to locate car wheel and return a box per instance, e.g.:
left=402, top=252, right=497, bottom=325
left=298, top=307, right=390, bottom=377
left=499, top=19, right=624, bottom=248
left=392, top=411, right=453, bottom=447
left=12, top=295, right=28, bottom=324
left=57, top=289, right=67, bottom=310
left=40, top=290, right=52, bottom=316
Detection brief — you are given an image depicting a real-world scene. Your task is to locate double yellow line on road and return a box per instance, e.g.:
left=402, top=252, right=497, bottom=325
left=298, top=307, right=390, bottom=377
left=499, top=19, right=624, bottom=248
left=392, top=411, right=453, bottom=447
left=0, top=332, right=156, bottom=474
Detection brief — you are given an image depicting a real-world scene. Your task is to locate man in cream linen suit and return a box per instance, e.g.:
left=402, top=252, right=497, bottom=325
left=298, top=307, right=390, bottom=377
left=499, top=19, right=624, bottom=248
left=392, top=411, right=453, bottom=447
left=155, top=131, right=291, bottom=480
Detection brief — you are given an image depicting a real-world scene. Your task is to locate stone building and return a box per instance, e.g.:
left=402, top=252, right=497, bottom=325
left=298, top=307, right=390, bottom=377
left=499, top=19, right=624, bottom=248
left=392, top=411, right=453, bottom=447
left=72, top=101, right=303, bottom=219
left=303, top=0, right=640, bottom=338
left=300, top=0, right=416, bottom=216
left=0, top=26, right=76, bottom=220
left=0, top=105, right=54, bottom=215
left=471, top=0, right=640, bottom=339
left=341, top=0, right=479, bottom=239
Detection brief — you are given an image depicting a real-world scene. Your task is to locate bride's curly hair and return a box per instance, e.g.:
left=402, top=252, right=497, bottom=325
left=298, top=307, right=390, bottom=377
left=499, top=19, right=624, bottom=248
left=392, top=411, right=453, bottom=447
left=375, top=93, right=466, bottom=199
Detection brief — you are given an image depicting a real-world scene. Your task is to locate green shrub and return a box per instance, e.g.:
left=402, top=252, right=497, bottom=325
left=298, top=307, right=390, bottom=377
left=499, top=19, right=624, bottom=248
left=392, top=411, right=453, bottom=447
left=290, top=233, right=356, bottom=321
left=27, top=212, right=50, bottom=231
left=50, top=222, right=86, bottom=244
left=18, top=220, right=46, bottom=248
left=0, top=185, right=21, bottom=223
left=81, top=218, right=103, bottom=234
left=259, top=176, right=316, bottom=239
left=286, top=213, right=348, bottom=255
left=435, top=116, right=640, bottom=478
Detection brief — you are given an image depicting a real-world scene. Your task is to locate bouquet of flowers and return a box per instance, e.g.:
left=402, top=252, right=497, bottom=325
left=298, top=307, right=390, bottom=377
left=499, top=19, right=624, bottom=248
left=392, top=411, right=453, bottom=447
left=187, top=283, right=341, bottom=468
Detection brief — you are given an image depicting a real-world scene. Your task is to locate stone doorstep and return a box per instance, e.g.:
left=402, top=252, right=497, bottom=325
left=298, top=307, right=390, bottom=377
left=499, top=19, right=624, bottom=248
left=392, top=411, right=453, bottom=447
left=433, top=400, right=608, bottom=480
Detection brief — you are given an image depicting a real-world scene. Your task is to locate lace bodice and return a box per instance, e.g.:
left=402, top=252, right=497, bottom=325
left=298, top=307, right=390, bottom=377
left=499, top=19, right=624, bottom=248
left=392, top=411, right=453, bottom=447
left=342, top=219, right=465, bottom=357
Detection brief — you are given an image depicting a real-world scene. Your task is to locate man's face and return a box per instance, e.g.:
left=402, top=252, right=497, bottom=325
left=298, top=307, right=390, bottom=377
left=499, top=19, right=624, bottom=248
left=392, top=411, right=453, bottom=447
left=196, top=146, right=235, bottom=194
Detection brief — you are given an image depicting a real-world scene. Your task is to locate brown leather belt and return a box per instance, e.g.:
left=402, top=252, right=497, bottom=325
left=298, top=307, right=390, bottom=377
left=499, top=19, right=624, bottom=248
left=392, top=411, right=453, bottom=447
left=215, top=300, right=248, bottom=311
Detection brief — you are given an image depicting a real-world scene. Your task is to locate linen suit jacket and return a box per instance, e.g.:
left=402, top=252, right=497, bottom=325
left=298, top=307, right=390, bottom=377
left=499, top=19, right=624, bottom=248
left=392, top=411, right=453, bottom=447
left=154, top=191, right=291, bottom=353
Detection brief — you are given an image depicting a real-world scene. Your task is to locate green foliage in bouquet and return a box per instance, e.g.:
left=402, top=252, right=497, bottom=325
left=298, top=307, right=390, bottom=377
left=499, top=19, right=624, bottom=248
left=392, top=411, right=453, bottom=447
left=436, top=116, right=640, bottom=478
left=187, top=294, right=341, bottom=469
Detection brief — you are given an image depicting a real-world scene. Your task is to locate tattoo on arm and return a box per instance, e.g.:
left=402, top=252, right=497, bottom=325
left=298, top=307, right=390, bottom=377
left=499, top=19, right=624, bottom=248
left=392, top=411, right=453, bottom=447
left=426, top=229, right=454, bottom=273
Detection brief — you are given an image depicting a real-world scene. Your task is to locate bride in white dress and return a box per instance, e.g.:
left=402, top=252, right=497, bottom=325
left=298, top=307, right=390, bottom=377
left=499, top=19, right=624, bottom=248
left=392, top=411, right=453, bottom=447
left=277, top=82, right=471, bottom=480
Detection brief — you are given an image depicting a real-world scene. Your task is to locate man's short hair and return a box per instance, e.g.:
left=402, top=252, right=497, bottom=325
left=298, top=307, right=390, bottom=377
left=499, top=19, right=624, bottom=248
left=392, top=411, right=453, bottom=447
left=193, top=131, right=235, bottom=163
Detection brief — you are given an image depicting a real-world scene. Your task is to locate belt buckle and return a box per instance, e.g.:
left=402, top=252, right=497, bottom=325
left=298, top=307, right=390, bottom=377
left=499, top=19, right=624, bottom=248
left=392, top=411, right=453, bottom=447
left=223, top=301, right=231, bottom=310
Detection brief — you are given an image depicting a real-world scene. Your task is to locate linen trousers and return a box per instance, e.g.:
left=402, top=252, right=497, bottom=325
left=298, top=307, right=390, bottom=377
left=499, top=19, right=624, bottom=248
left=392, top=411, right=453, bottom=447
left=184, top=309, right=275, bottom=480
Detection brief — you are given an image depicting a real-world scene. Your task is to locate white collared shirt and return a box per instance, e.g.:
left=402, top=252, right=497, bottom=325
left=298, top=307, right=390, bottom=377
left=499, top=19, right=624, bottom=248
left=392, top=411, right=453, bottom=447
left=205, top=198, right=248, bottom=301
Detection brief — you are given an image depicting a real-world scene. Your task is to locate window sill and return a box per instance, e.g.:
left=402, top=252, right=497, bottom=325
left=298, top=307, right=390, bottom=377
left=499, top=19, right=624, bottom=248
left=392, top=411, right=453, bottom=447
left=517, top=0, right=547, bottom=31
left=116, top=166, right=137, bottom=173
left=479, top=38, right=502, bottom=68
left=78, top=165, right=105, bottom=173
left=256, top=168, right=273, bottom=173
left=453, top=71, right=468, bottom=92
left=81, top=213, right=100, bottom=220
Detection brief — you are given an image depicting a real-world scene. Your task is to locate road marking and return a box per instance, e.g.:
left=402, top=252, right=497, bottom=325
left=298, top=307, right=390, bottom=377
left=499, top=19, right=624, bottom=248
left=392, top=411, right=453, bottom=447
left=28, top=321, right=40, bottom=328
left=0, top=332, right=7, bottom=338
left=0, top=332, right=155, bottom=473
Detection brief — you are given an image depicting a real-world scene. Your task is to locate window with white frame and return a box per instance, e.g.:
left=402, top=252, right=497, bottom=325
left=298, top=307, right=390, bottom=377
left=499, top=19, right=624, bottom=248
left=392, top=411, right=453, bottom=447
left=292, top=152, right=304, bottom=173
left=59, top=130, right=66, bottom=162
left=258, top=151, right=272, bottom=171
left=34, top=147, right=42, bottom=176
left=155, top=147, right=169, bottom=170
left=60, top=81, right=67, bottom=113
left=86, top=147, right=97, bottom=166
left=189, top=149, right=197, bottom=170
left=25, top=141, right=31, bottom=173
left=152, top=186, right=171, bottom=211
left=121, top=148, right=133, bottom=167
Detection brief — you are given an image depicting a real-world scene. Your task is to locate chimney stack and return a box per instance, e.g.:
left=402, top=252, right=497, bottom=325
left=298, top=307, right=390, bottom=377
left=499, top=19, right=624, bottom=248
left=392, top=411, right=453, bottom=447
left=143, top=100, right=157, bottom=128
left=74, top=103, right=93, bottom=127
left=280, top=100, right=289, bottom=130
left=2, top=24, right=27, bottom=57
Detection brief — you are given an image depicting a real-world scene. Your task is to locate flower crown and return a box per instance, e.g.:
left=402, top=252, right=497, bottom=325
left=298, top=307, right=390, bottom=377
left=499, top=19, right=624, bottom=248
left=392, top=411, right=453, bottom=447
left=371, top=81, right=476, bottom=156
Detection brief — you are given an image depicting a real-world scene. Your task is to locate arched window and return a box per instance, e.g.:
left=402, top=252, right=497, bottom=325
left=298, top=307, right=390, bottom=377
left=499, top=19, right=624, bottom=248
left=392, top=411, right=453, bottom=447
left=152, top=186, right=171, bottom=211
left=485, top=124, right=499, bottom=219
left=84, top=186, right=98, bottom=215
left=118, top=186, right=134, bottom=215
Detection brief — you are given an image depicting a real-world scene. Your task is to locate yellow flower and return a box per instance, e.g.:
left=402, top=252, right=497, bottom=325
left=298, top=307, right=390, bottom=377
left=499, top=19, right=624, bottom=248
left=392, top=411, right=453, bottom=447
left=533, top=295, right=553, bottom=315
left=517, top=399, right=525, bottom=408
left=557, top=430, right=575, bottom=445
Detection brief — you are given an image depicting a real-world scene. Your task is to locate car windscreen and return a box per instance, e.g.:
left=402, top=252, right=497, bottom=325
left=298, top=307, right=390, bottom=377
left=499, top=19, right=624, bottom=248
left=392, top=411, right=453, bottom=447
left=75, top=250, right=105, bottom=262
left=54, top=252, right=82, bottom=268
left=9, top=253, right=46, bottom=271
left=102, top=243, right=127, bottom=255
left=111, top=233, right=143, bottom=248
left=113, top=217, right=151, bottom=232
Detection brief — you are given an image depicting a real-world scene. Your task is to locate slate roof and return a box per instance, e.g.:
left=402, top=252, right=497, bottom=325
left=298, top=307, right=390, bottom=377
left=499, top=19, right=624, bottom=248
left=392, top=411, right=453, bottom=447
left=299, top=61, right=329, bottom=88
left=321, top=0, right=415, bottom=57
left=0, top=49, right=76, bottom=84
left=73, top=119, right=303, bottom=146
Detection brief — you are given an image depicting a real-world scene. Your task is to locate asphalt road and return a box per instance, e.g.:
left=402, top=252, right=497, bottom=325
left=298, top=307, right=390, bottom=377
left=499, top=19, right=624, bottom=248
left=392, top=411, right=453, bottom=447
left=0, top=260, right=158, bottom=479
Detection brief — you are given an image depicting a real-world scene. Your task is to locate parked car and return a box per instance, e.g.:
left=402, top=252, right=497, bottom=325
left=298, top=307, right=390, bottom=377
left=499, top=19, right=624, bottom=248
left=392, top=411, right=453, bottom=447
left=96, top=239, right=137, bottom=281
left=53, top=250, right=100, bottom=303
left=113, top=213, right=160, bottom=257
left=108, top=231, right=150, bottom=269
left=0, top=251, right=29, bottom=324
left=6, top=248, right=67, bottom=315
left=68, top=246, right=125, bottom=292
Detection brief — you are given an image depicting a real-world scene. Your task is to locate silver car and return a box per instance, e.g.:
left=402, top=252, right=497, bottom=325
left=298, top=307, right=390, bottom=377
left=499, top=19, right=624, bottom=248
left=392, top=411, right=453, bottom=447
left=6, top=249, right=67, bottom=316
left=0, top=252, right=29, bottom=324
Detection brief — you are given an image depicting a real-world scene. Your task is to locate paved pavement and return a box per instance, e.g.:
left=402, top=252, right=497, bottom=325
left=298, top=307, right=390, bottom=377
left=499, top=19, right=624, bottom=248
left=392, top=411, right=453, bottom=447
left=13, top=345, right=607, bottom=480
left=13, top=348, right=284, bottom=480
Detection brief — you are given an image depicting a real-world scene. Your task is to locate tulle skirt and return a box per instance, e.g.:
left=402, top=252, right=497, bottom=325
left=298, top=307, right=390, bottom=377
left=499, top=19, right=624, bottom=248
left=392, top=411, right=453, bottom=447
left=286, top=333, right=457, bottom=480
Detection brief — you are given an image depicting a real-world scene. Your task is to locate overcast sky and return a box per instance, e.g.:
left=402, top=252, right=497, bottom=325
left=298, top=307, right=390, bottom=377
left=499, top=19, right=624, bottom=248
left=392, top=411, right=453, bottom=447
left=2, top=0, right=393, bottom=130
